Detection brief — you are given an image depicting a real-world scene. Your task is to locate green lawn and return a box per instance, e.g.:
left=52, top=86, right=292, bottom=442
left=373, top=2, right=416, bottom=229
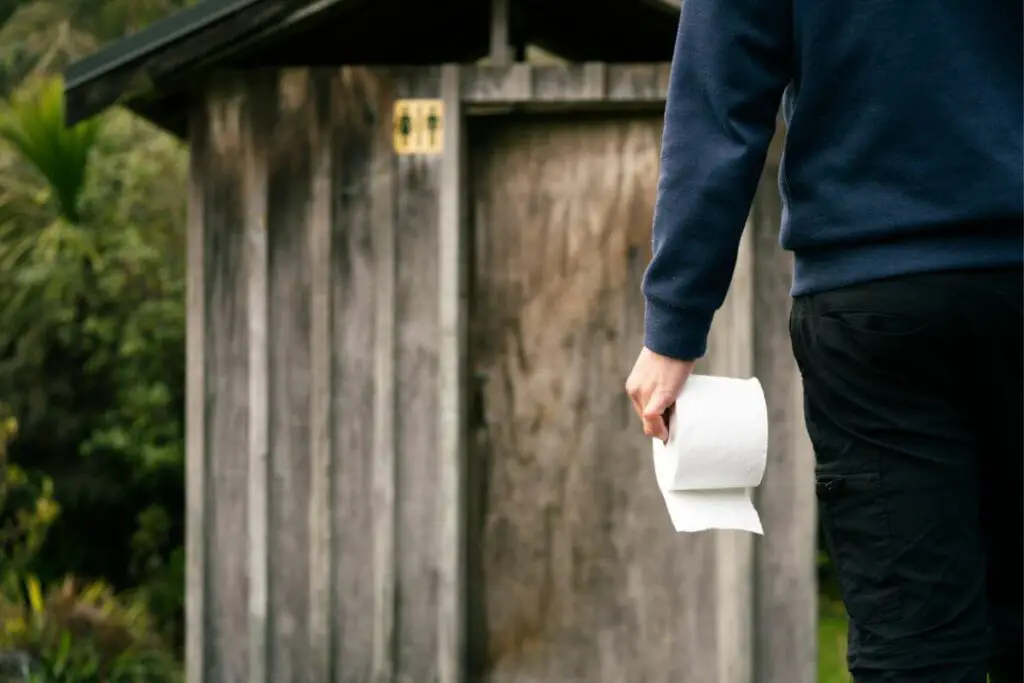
left=817, top=603, right=992, bottom=683
left=818, top=597, right=849, bottom=683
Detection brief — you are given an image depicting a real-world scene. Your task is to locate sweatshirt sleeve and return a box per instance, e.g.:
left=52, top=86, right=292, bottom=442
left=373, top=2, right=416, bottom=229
left=642, top=0, right=792, bottom=360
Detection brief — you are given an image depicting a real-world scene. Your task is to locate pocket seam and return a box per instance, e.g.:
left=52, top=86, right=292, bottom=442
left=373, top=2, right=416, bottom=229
left=818, top=310, right=930, bottom=337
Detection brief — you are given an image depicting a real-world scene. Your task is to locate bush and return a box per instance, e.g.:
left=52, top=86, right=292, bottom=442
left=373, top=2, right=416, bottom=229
left=0, top=408, right=181, bottom=682
left=0, top=577, right=181, bottom=683
left=0, top=79, right=186, bottom=645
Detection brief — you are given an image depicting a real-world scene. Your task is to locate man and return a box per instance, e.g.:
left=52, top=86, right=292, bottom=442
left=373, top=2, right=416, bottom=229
left=624, top=0, right=1022, bottom=681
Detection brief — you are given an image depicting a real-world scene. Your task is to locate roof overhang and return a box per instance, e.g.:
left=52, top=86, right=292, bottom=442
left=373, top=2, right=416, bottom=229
left=64, top=0, right=311, bottom=131
left=64, top=0, right=680, bottom=137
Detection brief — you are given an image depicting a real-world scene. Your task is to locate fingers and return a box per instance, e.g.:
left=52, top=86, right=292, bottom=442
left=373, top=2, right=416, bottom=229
left=625, top=381, right=673, bottom=441
left=625, top=347, right=693, bottom=443
left=624, top=373, right=645, bottom=420
left=642, top=414, right=668, bottom=442
left=642, top=391, right=674, bottom=442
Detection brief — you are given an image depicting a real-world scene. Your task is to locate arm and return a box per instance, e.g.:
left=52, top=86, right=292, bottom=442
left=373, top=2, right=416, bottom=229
left=642, top=0, right=792, bottom=360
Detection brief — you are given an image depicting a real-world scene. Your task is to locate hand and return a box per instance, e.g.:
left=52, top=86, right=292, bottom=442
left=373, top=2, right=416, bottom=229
left=625, top=347, right=695, bottom=443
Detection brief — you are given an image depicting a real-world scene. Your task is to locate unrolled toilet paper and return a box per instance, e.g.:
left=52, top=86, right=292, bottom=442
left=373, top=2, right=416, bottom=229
left=652, top=375, right=768, bottom=534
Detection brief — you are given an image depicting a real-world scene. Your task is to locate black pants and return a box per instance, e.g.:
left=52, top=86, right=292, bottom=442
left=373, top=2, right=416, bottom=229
left=790, top=268, right=1023, bottom=683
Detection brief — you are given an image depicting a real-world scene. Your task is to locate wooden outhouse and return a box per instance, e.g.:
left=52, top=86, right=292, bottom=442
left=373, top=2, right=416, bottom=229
left=65, top=1, right=817, bottom=681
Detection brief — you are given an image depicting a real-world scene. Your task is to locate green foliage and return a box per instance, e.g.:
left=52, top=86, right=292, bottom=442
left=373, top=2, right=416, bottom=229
left=0, top=27, right=187, bottom=657
left=0, top=410, right=59, bottom=588
left=0, top=0, right=195, bottom=91
left=0, top=577, right=182, bottom=683
left=1, top=410, right=181, bottom=682
left=0, top=77, right=99, bottom=223
left=0, top=0, right=193, bottom=672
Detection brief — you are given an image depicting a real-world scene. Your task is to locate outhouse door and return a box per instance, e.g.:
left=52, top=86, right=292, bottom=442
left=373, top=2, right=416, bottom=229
left=464, top=111, right=732, bottom=682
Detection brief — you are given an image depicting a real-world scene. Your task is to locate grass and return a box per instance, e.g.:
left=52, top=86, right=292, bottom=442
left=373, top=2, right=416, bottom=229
left=816, top=600, right=993, bottom=683
left=818, top=596, right=849, bottom=683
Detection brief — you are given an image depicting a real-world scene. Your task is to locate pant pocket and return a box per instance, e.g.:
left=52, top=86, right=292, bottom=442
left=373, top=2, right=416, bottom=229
left=817, top=472, right=902, bottom=626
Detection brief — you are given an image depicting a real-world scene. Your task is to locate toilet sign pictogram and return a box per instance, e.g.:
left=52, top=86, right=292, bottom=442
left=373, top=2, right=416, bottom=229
left=392, top=99, right=444, bottom=155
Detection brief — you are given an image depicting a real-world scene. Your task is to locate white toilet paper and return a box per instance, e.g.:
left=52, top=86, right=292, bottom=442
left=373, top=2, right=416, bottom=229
left=652, top=375, right=768, bottom=534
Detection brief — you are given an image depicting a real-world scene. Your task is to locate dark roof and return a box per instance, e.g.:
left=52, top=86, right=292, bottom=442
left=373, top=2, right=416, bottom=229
left=64, top=0, right=310, bottom=133
left=64, top=0, right=679, bottom=137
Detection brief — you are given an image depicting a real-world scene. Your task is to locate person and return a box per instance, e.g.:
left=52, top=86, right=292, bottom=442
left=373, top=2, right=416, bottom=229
left=623, top=0, right=1023, bottom=681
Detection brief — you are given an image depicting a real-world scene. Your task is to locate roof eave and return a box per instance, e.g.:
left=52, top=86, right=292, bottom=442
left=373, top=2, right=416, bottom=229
left=63, top=0, right=302, bottom=126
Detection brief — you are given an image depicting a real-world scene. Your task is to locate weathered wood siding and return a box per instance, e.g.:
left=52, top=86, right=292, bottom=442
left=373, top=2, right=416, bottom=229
left=188, top=67, right=447, bottom=683
left=466, top=113, right=722, bottom=682
left=185, top=64, right=814, bottom=683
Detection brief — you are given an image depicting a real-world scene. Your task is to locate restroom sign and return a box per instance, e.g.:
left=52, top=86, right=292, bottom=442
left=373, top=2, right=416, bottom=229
left=392, top=99, right=444, bottom=155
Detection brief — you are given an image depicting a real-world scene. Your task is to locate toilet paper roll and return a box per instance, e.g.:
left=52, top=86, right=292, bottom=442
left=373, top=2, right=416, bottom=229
left=652, top=375, right=768, bottom=534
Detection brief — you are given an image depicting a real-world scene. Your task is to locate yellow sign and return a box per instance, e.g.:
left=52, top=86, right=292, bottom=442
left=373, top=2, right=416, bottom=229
left=392, top=99, right=444, bottom=155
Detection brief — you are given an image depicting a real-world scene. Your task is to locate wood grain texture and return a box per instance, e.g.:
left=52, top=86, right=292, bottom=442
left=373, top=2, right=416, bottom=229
left=307, top=70, right=335, bottom=683
left=185, top=96, right=208, bottom=683
left=752, top=170, right=817, bottom=683
left=467, top=113, right=721, bottom=683
left=265, top=68, right=317, bottom=683
left=185, top=64, right=813, bottom=683
left=392, top=67, right=443, bottom=683
left=244, top=75, right=273, bottom=683
left=201, top=75, right=252, bottom=683
left=369, top=71, right=397, bottom=683
left=330, top=68, right=386, bottom=683
left=488, top=0, right=511, bottom=64
left=437, top=63, right=470, bottom=683
left=461, top=64, right=669, bottom=104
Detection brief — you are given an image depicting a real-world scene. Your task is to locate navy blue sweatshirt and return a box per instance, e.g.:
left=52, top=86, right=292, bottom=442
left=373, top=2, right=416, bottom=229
left=643, top=0, right=1024, bottom=360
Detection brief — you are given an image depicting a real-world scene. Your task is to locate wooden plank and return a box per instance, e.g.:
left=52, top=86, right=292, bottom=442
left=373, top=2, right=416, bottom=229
left=371, top=71, right=398, bottom=683
left=243, top=91, right=271, bottom=683
left=468, top=113, right=721, bottom=683
left=752, top=169, right=817, bottom=683
left=488, top=0, right=511, bottom=64
left=604, top=64, right=672, bottom=101
left=700, top=229, right=755, bottom=683
left=265, top=69, right=317, bottom=683
left=307, top=73, right=335, bottom=683
left=392, top=67, right=443, bottom=682
left=437, top=63, right=469, bottom=683
left=461, top=64, right=669, bottom=104
left=582, top=63, right=607, bottom=100
left=202, top=77, right=253, bottom=683
left=185, top=97, right=208, bottom=683
left=330, top=66, right=383, bottom=683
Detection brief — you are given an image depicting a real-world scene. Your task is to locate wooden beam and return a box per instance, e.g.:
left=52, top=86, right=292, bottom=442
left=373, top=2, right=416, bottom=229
left=371, top=94, right=398, bottom=682
left=437, top=63, right=469, bottom=683
left=185, top=101, right=208, bottom=683
left=460, top=63, right=670, bottom=105
left=489, top=0, right=511, bottom=64
left=244, top=126, right=270, bottom=683
left=307, top=113, right=334, bottom=683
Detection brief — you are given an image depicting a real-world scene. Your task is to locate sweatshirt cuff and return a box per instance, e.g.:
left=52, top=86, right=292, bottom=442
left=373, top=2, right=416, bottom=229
left=644, top=298, right=714, bottom=361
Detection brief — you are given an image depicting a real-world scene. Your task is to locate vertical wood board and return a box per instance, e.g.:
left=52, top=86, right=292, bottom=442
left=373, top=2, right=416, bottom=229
left=201, top=77, right=253, bottom=683
left=391, top=66, right=444, bottom=683
left=329, top=68, right=387, bottom=683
